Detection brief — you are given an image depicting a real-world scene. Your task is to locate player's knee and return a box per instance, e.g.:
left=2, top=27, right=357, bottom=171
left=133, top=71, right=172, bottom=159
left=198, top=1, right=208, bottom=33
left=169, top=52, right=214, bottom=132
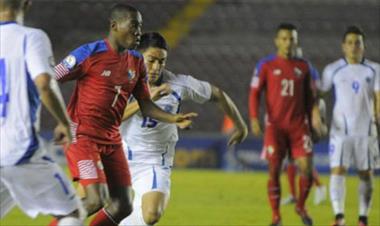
left=331, top=167, right=346, bottom=175
left=142, top=209, right=162, bottom=225
left=358, top=170, right=372, bottom=181
left=84, top=197, right=103, bottom=214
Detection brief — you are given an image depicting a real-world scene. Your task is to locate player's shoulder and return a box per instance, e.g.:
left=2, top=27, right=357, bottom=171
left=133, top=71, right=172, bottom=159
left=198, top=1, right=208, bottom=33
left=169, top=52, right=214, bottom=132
left=256, top=54, right=277, bottom=67
left=163, top=69, right=199, bottom=88
left=127, top=49, right=143, bottom=60
left=20, top=25, right=50, bottom=42
left=66, top=39, right=108, bottom=66
left=324, top=58, right=347, bottom=75
left=361, top=58, right=380, bottom=72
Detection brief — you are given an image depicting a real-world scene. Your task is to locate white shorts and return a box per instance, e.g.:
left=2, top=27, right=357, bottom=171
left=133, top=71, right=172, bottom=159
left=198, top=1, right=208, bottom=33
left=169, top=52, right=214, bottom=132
left=0, top=180, right=15, bottom=218
left=128, top=161, right=171, bottom=207
left=329, top=135, right=380, bottom=170
left=0, top=150, right=80, bottom=218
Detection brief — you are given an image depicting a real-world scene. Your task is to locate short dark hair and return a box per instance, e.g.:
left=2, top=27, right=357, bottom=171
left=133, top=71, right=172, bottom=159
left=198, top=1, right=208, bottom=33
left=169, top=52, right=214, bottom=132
left=0, top=0, right=23, bottom=11
left=276, top=23, right=297, bottom=33
left=109, top=3, right=138, bottom=21
left=137, top=32, right=168, bottom=52
left=342, top=25, right=365, bottom=42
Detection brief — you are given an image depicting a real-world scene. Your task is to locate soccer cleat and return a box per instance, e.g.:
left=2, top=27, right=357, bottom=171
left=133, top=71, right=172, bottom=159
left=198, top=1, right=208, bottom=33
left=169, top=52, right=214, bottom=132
left=269, top=215, right=282, bottom=226
left=331, top=214, right=345, bottom=226
left=296, top=207, right=313, bottom=226
left=314, top=185, right=327, bottom=205
left=358, top=216, right=368, bottom=226
left=280, top=194, right=296, bottom=205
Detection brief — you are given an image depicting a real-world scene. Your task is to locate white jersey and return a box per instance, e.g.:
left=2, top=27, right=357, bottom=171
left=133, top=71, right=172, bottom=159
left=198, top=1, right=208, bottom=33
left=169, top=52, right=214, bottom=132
left=0, top=22, right=55, bottom=166
left=120, top=69, right=212, bottom=166
left=320, top=58, right=380, bottom=137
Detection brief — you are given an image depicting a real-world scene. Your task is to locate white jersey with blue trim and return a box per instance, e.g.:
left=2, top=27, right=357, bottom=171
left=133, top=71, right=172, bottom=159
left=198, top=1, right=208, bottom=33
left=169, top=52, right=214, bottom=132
left=120, top=69, right=212, bottom=166
left=320, top=58, right=380, bottom=137
left=0, top=22, right=55, bottom=166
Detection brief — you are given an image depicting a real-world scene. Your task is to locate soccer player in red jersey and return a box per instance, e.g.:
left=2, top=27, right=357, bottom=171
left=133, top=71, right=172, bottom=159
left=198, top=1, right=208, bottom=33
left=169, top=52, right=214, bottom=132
left=249, top=23, right=324, bottom=226
left=52, top=4, right=195, bottom=226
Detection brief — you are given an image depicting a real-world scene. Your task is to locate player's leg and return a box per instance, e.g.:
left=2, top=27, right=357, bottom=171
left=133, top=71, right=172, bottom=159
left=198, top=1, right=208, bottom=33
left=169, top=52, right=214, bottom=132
left=290, top=125, right=314, bottom=226
left=264, top=124, right=286, bottom=225
left=120, top=163, right=171, bottom=226
left=281, top=158, right=297, bottom=205
left=89, top=144, right=133, bottom=226
left=354, top=137, right=377, bottom=226
left=329, top=136, right=350, bottom=226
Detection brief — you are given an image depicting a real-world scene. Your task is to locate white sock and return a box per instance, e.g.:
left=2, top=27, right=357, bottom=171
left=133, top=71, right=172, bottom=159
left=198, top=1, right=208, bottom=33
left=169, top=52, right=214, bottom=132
left=119, top=205, right=150, bottom=226
left=358, top=178, right=373, bottom=216
left=330, top=175, right=345, bottom=215
left=58, top=216, right=83, bottom=226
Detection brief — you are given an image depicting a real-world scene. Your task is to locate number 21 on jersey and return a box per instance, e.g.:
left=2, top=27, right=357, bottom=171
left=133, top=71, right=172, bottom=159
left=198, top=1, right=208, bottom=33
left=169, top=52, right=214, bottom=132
left=281, top=79, right=294, bottom=96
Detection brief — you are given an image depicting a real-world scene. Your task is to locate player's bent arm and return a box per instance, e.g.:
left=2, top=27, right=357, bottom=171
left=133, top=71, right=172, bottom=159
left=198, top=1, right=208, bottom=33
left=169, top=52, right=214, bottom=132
left=122, top=101, right=140, bottom=121
left=210, top=85, right=248, bottom=144
left=137, top=98, right=197, bottom=124
left=34, top=73, right=70, bottom=126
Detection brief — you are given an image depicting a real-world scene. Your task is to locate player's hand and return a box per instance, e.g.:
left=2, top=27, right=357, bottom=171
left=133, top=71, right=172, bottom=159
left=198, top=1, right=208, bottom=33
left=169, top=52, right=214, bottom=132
left=228, top=124, right=248, bottom=146
left=176, top=119, right=193, bottom=129
left=250, top=118, right=262, bottom=137
left=174, top=112, right=198, bottom=129
left=151, top=84, right=171, bottom=101
left=54, top=123, right=72, bottom=145
left=312, top=114, right=326, bottom=138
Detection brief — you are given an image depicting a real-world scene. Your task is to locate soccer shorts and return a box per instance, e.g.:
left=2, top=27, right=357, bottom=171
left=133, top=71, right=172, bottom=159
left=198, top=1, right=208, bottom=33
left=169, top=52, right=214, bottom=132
left=0, top=180, right=15, bottom=218
left=0, top=149, right=79, bottom=218
left=66, top=136, right=131, bottom=187
left=128, top=161, right=171, bottom=208
left=262, top=122, right=313, bottom=161
left=329, top=135, right=379, bottom=170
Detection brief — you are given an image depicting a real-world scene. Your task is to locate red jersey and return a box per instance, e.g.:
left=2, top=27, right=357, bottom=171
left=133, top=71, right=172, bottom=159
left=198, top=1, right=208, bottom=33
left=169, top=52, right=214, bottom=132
left=55, top=39, right=150, bottom=144
left=249, top=55, right=318, bottom=128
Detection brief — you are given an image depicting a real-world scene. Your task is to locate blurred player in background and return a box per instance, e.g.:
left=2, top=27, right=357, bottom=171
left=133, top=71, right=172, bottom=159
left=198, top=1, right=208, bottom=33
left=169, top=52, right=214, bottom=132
left=52, top=4, right=196, bottom=226
left=119, top=32, right=248, bottom=226
left=319, top=26, right=380, bottom=226
left=0, top=0, right=83, bottom=225
left=249, top=23, right=325, bottom=226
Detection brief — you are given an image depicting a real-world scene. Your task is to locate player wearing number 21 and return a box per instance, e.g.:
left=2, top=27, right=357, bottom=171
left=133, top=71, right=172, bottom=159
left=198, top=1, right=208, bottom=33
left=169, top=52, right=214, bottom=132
left=53, top=4, right=196, bottom=226
left=249, top=23, right=324, bottom=226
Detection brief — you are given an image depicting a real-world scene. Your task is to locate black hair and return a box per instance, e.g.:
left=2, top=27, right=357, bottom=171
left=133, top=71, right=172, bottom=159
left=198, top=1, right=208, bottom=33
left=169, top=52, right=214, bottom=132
left=342, top=25, right=365, bottom=42
left=109, top=3, right=138, bottom=21
left=137, top=32, right=168, bottom=51
left=276, top=23, right=297, bottom=33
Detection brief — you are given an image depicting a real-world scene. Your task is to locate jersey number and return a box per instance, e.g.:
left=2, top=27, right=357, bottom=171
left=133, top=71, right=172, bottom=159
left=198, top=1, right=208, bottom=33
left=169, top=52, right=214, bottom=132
left=352, top=81, right=360, bottom=94
left=0, top=58, right=9, bottom=118
left=141, top=117, right=158, bottom=128
left=111, top=85, right=122, bottom=107
left=281, top=79, right=294, bottom=96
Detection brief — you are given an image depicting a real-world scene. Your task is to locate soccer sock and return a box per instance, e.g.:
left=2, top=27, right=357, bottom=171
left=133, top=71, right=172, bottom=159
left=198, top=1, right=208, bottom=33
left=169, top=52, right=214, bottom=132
left=286, top=163, right=297, bottom=198
left=312, top=168, right=322, bottom=187
left=296, top=174, right=312, bottom=210
left=89, top=208, right=118, bottom=226
left=57, top=217, right=83, bottom=226
left=119, top=205, right=150, bottom=226
left=268, top=178, right=281, bottom=219
left=48, top=218, right=58, bottom=226
left=330, top=175, right=345, bottom=215
left=358, top=178, right=373, bottom=216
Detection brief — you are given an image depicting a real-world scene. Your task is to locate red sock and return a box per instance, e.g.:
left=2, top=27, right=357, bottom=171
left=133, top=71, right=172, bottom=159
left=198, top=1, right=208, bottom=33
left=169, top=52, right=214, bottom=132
left=90, top=208, right=118, bottom=226
left=268, top=179, right=281, bottom=220
left=286, top=163, right=297, bottom=197
left=312, top=168, right=322, bottom=186
left=296, top=175, right=312, bottom=210
left=48, top=218, right=58, bottom=226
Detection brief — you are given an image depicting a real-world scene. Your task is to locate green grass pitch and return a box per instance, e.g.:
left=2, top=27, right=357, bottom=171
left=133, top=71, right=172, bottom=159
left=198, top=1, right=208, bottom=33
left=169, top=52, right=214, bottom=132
left=1, top=170, right=379, bottom=226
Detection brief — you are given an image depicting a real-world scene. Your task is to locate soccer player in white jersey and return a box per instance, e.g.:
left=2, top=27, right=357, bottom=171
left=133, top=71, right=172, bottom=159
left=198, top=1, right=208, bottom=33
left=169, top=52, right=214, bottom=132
left=0, top=0, right=83, bottom=225
left=319, top=26, right=380, bottom=226
left=118, top=32, right=248, bottom=226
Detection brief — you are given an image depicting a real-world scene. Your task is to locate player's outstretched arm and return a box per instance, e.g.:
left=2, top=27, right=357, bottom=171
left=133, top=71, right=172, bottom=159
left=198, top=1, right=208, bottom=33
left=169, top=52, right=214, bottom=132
left=210, top=85, right=248, bottom=145
left=122, top=84, right=172, bottom=121
left=137, top=98, right=197, bottom=126
left=34, top=73, right=72, bottom=144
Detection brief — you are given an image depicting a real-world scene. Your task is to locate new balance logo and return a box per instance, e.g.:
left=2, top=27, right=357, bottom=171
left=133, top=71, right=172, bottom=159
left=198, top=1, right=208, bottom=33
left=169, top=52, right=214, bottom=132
left=101, top=70, right=111, bottom=77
